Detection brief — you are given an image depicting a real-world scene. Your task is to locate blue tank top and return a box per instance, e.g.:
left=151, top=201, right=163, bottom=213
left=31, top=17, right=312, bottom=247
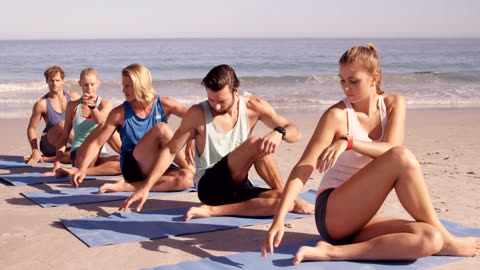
left=119, top=97, right=167, bottom=167
left=42, top=90, right=72, bottom=133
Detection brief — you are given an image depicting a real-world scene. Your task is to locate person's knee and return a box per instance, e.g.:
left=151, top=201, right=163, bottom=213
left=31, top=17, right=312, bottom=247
left=152, top=122, right=173, bottom=142
left=177, top=168, right=194, bottom=189
left=243, top=136, right=264, bottom=153
left=387, top=146, right=419, bottom=169
left=415, top=224, right=443, bottom=256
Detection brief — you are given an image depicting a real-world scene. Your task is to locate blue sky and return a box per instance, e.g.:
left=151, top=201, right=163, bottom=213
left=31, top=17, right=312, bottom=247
left=1, top=0, right=479, bottom=39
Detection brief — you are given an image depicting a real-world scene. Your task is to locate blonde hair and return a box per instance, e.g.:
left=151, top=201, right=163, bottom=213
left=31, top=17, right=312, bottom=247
left=79, top=67, right=98, bottom=81
left=339, top=43, right=384, bottom=94
left=122, top=63, right=156, bottom=106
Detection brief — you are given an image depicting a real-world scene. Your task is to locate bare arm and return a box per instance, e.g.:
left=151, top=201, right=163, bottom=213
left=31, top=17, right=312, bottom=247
left=120, top=105, right=200, bottom=212
left=262, top=108, right=339, bottom=256
left=246, top=96, right=301, bottom=155
left=71, top=105, right=123, bottom=187
left=26, top=99, right=46, bottom=164
left=52, top=100, right=78, bottom=171
left=160, top=96, right=189, bottom=119
left=88, top=99, right=113, bottom=125
left=161, top=96, right=194, bottom=167
left=348, top=94, right=406, bottom=159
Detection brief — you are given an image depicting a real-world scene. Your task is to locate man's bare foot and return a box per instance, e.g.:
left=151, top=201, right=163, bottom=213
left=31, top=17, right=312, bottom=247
left=437, top=236, right=480, bottom=257
left=184, top=204, right=212, bottom=221
left=293, top=241, right=334, bottom=264
left=292, top=198, right=314, bottom=214
left=99, top=181, right=134, bottom=193
left=55, top=167, right=78, bottom=177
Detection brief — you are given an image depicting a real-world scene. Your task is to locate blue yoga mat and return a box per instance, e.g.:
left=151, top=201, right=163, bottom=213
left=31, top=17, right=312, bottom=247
left=148, top=219, right=480, bottom=270
left=21, top=186, right=196, bottom=208
left=0, top=159, right=30, bottom=169
left=0, top=172, right=112, bottom=186
left=0, top=156, right=55, bottom=169
left=60, top=190, right=316, bottom=247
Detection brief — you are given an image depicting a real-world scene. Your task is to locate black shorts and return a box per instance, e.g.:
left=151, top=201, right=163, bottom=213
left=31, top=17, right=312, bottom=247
left=122, top=150, right=179, bottom=183
left=315, top=188, right=355, bottom=245
left=40, top=134, right=56, bottom=157
left=197, top=154, right=270, bottom=206
left=70, top=149, right=77, bottom=167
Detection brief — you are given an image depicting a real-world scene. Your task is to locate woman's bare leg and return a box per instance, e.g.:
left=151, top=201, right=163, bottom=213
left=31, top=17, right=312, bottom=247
left=294, top=215, right=443, bottom=263
left=321, top=146, right=479, bottom=258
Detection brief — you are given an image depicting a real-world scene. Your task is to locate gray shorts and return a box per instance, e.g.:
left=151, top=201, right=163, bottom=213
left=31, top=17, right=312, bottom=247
left=40, top=134, right=56, bottom=157
left=315, top=188, right=356, bottom=245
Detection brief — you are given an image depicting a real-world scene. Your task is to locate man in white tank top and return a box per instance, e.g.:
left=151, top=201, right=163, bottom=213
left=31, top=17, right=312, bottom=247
left=120, top=65, right=314, bottom=218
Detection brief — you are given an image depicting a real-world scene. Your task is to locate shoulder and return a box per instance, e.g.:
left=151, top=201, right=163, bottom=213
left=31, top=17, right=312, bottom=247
left=32, top=96, right=47, bottom=112
left=187, top=103, right=204, bottom=116
left=109, top=104, right=125, bottom=122
left=382, top=93, right=406, bottom=113
left=159, top=96, right=177, bottom=107
left=66, top=99, right=81, bottom=111
left=67, top=90, right=81, bottom=100
left=99, top=97, right=112, bottom=107
left=322, top=101, right=347, bottom=122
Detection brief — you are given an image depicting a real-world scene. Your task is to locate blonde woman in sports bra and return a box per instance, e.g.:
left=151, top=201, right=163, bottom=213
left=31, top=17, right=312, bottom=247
left=262, top=44, right=480, bottom=263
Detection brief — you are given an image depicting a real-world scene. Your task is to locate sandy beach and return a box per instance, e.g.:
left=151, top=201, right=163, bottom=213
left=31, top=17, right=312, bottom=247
left=1, top=108, right=479, bottom=269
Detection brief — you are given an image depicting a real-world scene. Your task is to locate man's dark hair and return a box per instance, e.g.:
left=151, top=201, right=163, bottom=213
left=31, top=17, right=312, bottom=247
left=201, top=64, right=240, bottom=92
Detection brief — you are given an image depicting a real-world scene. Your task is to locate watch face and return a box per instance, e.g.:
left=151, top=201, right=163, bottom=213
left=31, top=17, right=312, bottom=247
left=275, top=126, right=286, bottom=137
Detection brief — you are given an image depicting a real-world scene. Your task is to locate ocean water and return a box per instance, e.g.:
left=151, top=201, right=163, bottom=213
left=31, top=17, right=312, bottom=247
left=1, top=38, right=480, bottom=118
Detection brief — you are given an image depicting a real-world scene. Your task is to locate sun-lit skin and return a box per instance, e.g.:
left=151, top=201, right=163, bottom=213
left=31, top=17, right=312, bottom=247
left=79, top=74, right=100, bottom=107
left=339, top=63, right=377, bottom=104
left=46, top=73, right=64, bottom=94
left=206, top=86, right=236, bottom=115
left=122, top=75, right=135, bottom=103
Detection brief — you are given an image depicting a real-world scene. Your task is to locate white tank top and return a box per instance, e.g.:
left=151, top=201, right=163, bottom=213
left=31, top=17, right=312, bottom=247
left=193, top=96, right=250, bottom=186
left=318, top=95, right=388, bottom=191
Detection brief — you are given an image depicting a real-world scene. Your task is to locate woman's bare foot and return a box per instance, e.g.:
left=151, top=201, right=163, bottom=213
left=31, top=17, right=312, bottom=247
left=184, top=204, right=213, bottom=221
left=292, top=198, right=314, bottom=215
left=293, top=241, right=334, bottom=264
left=99, top=181, right=134, bottom=193
left=437, top=236, right=480, bottom=257
left=55, top=167, right=78, bottom=177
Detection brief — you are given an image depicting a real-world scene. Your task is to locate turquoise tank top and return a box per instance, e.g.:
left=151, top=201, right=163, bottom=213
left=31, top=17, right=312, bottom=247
left=71, top=97, right=106, bottom=153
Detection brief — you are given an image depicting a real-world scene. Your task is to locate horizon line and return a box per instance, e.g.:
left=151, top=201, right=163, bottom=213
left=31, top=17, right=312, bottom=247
left=1, top=36, right=480, bottom=42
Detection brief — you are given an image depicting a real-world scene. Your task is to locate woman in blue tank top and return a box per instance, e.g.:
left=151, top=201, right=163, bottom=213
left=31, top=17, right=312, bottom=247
left=70, top=64, right=194, bottom=196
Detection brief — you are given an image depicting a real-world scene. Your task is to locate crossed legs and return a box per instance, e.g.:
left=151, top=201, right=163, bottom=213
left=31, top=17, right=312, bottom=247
left=185, top=136, right=314, bottom=221
left=294, top=146, right=480, bottom=264
left=99, top=122, right=194, bottom=193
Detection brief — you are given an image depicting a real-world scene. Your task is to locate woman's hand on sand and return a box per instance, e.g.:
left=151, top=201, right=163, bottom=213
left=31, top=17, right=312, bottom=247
left=261, top=221, right=285, bottom=258
left=119, top=187, right=150, bottom=212
left=316, top=139, right=348, bottom=173
left=71, top=169, right=86, bottom=188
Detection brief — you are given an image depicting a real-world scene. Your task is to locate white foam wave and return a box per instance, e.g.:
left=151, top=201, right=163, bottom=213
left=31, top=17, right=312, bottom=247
left=0, top=81, right=47, bottom=93
left=0, top=98, right=37, bottom=104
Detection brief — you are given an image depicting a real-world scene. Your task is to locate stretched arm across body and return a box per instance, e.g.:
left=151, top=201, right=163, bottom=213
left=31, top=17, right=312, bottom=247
left=119, top=105, right=200, bottom=212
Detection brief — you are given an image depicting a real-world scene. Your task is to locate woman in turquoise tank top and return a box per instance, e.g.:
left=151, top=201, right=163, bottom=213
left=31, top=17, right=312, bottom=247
left=70, top=64, right=194, bottom=195
left=263, top=44, right=480, bottom=263
left=46, top=68, right=122, bottom=177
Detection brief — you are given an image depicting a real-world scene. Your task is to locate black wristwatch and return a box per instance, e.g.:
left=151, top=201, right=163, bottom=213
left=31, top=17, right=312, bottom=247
left=274, top=126, right=286, bottom=139
left=88, top=104, right=96, bottom=110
